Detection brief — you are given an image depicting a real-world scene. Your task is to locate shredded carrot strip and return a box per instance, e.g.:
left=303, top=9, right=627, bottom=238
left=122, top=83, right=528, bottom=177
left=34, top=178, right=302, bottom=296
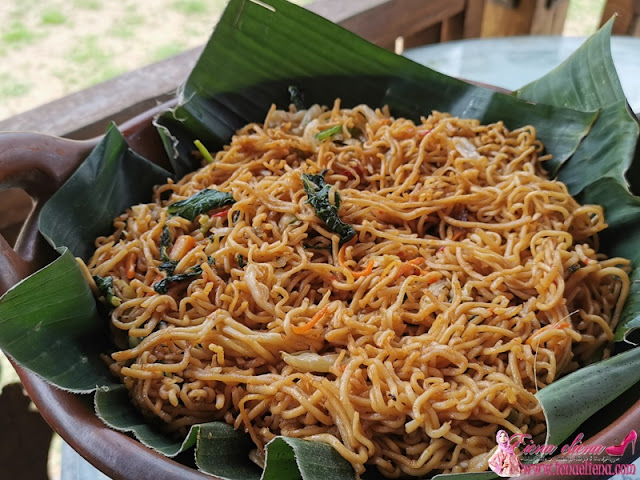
left=292, top=304, right=330, bottom=335
left=170, top=235, right=196, bottom=260
left=391, top=258, right=429, bottom=281
left=451, top=228, right=465, bottom=241
left=338, top=238, right=356, bottom=267
left=352, top=259, right=374, bottom=278
left=393, top=263, right=418, bottom=281
left=526, top=321, right=571, bottom=345
left=338, top=239, right=373, bottom=278
left=425, top=274, right=440, bottom=284
left=125, top=252, right=136, bottom=280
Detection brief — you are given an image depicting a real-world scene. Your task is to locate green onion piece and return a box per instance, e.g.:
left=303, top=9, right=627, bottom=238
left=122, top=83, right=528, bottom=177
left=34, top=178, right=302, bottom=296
left=194, top=139, right=215, bottom=164
left=315, top=125, right=343, bottom=141
left=153, top=265, right=203, bottom=294
left=158, top=226, right=178, bottom=274
left=301, top=171, right=355, bottom=245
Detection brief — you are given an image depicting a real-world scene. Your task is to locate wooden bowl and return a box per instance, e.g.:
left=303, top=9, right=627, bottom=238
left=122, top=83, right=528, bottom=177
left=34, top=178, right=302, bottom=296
left=0, top=102, right=639, bottom=480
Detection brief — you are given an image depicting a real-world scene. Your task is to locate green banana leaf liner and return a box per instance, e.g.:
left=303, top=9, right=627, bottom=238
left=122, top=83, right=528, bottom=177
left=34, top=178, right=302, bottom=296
left=2, top=1, right=640, bottom=479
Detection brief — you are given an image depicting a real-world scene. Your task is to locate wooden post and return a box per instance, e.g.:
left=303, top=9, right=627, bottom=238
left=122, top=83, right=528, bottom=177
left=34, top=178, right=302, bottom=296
left=440, top=0, right=487, bottom=42
left=308, top=0, right=483, bottom=49
left=463, top=0, right=488, bottom=38
left=601, top=0, right=640, bottom=35
left=530, top=0, right=570, bottom=34
left=482, top=0, right=569, bottom=37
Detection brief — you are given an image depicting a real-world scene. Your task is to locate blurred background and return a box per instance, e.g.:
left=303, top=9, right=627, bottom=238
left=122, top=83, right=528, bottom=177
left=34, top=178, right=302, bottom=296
left=0, top=0, right=312, bottom=121
left=0, top=0, right=624, bottom=479
left=0, top=0, right=605, bottom=121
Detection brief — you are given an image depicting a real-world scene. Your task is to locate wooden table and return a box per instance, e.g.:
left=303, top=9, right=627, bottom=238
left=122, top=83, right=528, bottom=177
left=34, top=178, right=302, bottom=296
left=405, top=35, right=640, bottom=112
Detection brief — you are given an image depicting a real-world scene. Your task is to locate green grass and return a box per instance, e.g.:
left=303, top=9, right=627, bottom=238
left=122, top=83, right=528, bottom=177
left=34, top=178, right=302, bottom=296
left=0, top=73, right=32, bottom=99
left=52, top=67, right=84, bottom=91
left=172, top=0, right=211, bottom=15
left=8, top=0, right=39, bottom=19
left=91, top=64, right=127, bottom=85
left=564, top=0, right=606, bottom=35
left=68, top=35, right=111, bottom=65
left=148, top=42, right=188, bottom=63
left=2, top=22, right=39, bottom=46
left=41, top=9, right=68, bottom=25
left=108, top=13, right=145, bottom=39
left=65, top=36, right=129, bottom=87
left=72, top=0, right=102, bottom=10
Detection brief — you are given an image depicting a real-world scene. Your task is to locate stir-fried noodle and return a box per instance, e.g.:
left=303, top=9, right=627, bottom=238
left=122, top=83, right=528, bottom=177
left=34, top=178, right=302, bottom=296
left=84, top=100, right=630, bottom=477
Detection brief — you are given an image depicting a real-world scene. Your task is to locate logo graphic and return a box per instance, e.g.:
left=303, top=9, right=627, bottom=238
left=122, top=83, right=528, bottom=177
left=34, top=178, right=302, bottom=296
left=488, top=430, right=522, bottom=477
left=605, top=429, right=637, bottom=457
left=487, top=429, right=638, bottom=477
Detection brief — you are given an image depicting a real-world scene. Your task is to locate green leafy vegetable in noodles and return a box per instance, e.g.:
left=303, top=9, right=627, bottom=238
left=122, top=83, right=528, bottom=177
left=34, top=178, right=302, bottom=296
left=153, top=265, right=203, bottom=294
left=93, top=275, right=121, bottom=308
left=302, top=171, right=355, bottom=245
left=168, top=189, right=235, bottom=221
left=158, top=226, right=177, bottom=274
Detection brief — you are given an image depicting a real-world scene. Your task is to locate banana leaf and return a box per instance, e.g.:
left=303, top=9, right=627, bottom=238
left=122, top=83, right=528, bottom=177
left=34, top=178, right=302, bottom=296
left=156, top=0, right=596, bottom=179
left=1, top=1, right=640, bottom=479
left=515, top=18, right=640, bottom=342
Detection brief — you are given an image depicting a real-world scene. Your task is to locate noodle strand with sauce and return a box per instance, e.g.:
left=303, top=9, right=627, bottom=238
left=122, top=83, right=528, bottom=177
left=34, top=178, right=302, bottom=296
left=84, top=100, right=630, bottom=477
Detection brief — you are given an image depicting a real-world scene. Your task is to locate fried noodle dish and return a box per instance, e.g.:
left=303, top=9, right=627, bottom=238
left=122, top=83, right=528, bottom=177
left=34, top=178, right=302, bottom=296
left=85, top=100, right=630, bottom=477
